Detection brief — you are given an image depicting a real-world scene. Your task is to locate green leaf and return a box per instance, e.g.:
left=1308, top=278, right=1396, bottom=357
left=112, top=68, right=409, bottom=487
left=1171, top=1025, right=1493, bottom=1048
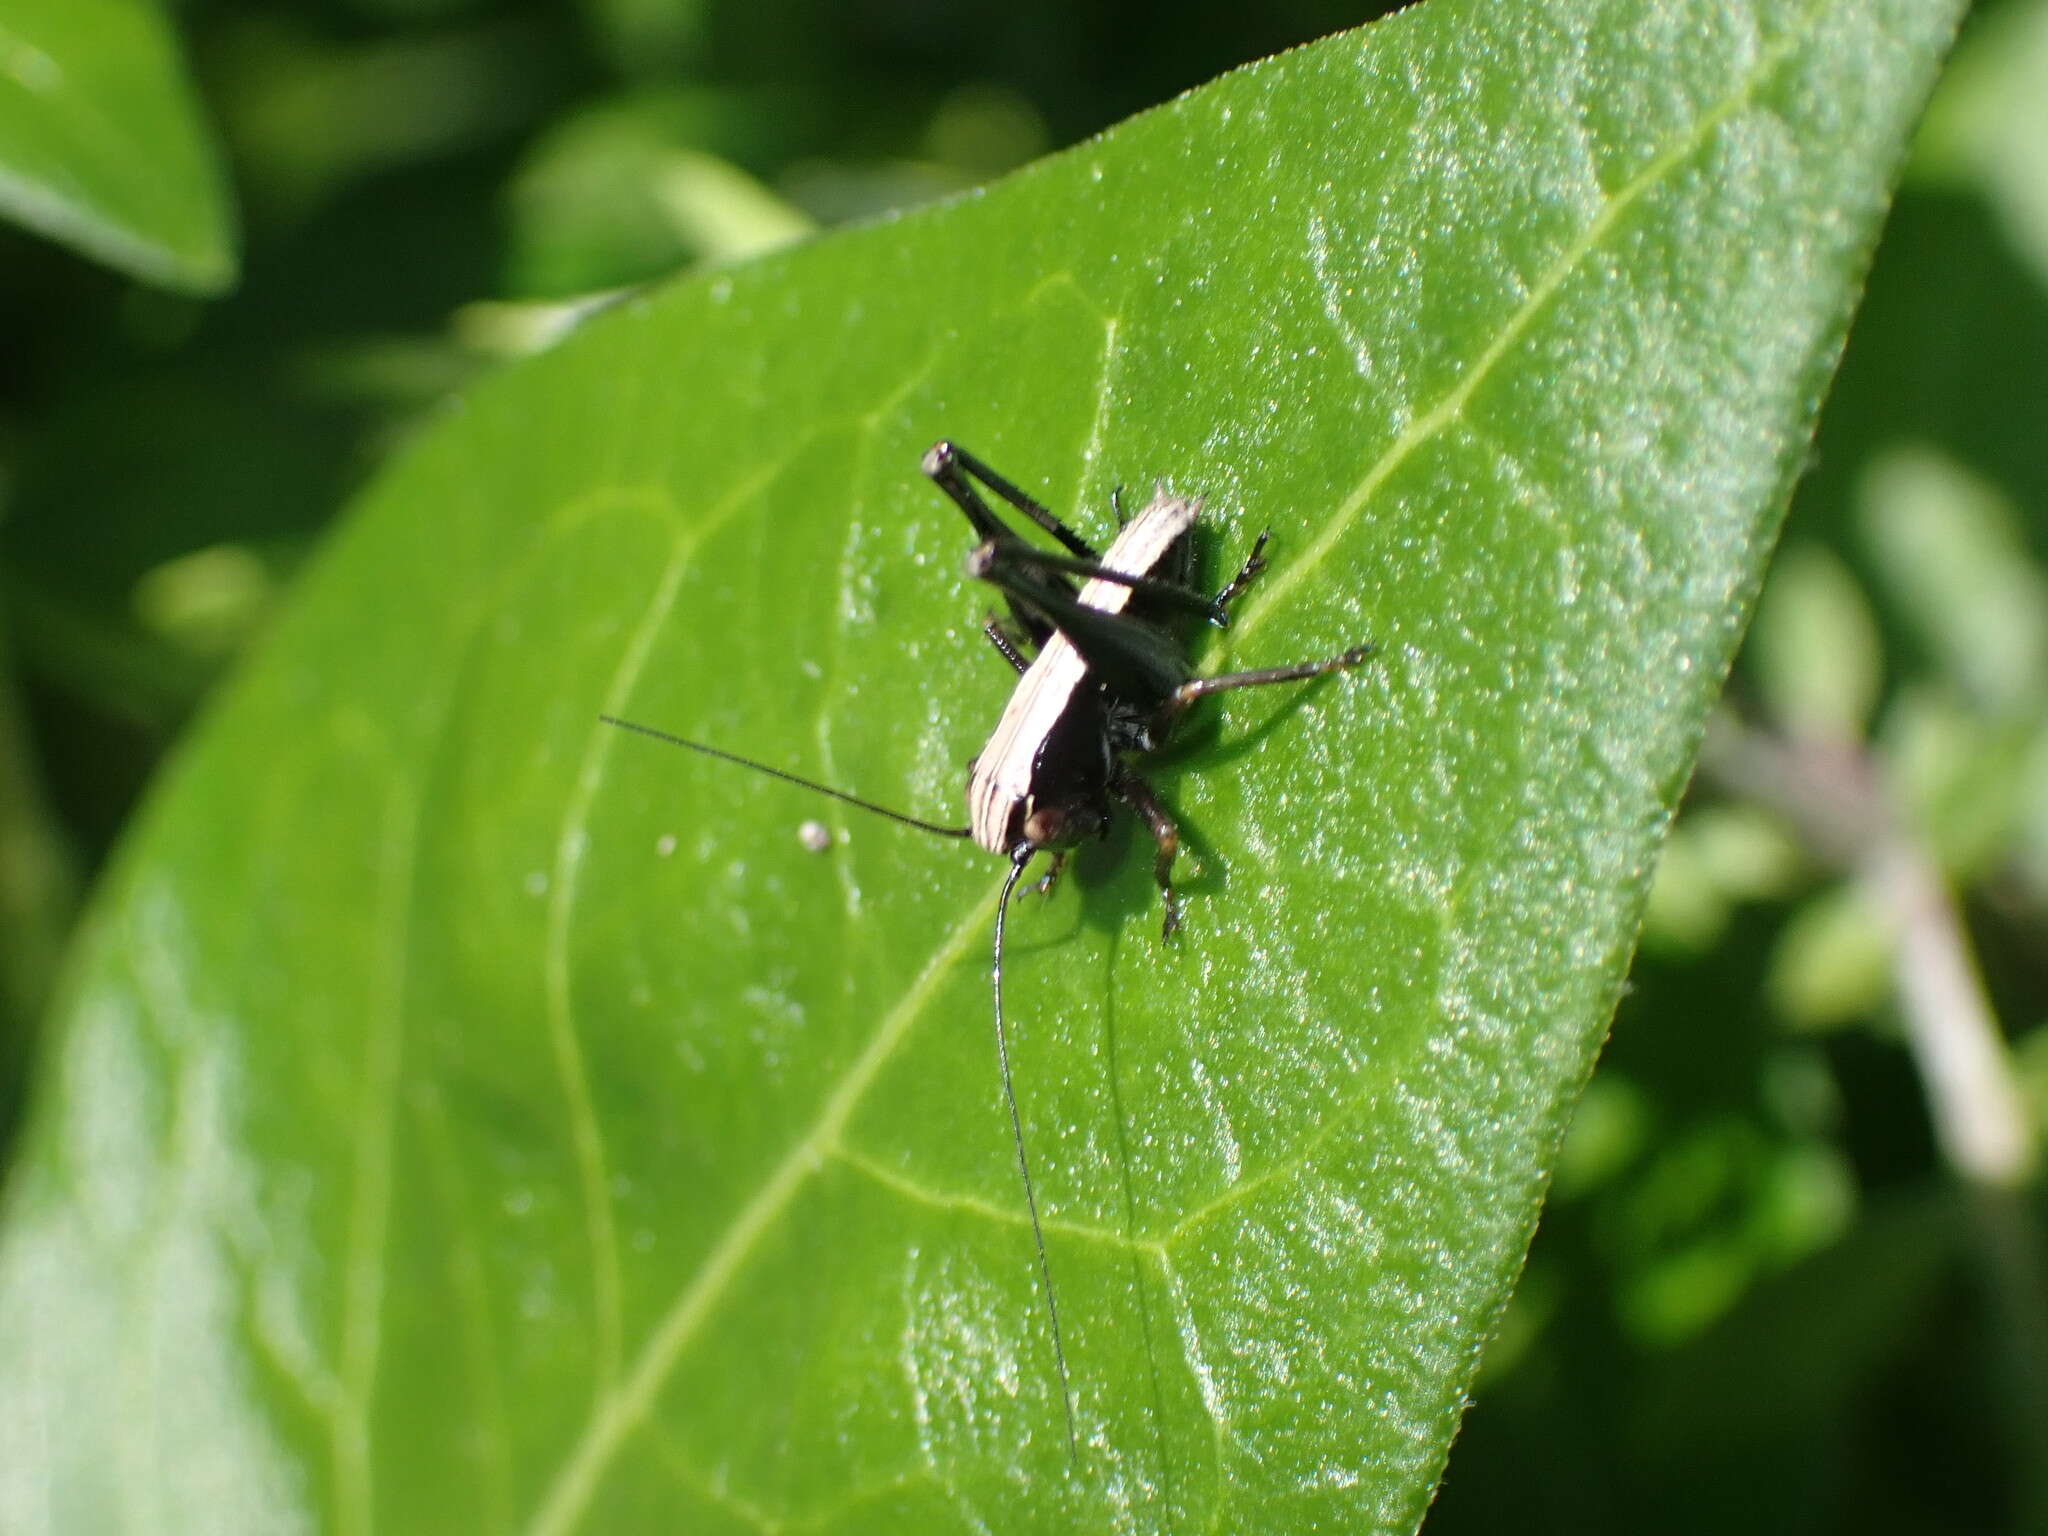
left=1748, top=543, right=1884, bottom=743
left=0, top=0, right=236, bottom=292
left=1860, top=444, right=2048, bottom=714
left=0, top=0, right=1960, bottom=1530
left=503, top=91, right=819, bottom=296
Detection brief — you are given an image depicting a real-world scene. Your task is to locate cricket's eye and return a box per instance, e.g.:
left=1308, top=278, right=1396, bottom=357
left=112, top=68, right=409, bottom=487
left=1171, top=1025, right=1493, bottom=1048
left=1022, top=805, right=1070, bottom=846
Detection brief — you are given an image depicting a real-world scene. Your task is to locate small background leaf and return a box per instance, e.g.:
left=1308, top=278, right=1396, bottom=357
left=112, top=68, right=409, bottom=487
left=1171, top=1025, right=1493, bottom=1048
left=0, top=0, right=236, bottom=292
left=0, top=0, right=1961, bottom=1532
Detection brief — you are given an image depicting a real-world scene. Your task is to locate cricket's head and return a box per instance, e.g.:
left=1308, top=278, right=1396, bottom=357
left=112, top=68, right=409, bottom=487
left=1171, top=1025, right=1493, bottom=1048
left=973, top=784, right=1109, bottom=861
left=1018, top=795, right=1108, bottom=854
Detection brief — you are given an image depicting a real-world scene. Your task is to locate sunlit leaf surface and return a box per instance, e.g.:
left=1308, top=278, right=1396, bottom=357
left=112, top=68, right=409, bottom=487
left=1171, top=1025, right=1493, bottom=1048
left=0, top=0, right=1959, bottom=1530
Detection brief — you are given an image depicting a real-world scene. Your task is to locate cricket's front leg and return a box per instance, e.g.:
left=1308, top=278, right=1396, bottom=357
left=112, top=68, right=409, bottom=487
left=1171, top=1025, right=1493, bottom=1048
left=1113, top=771, right=1183, bottom=940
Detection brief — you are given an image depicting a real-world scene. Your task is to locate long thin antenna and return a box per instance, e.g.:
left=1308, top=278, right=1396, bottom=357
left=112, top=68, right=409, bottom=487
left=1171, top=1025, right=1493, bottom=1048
left=598, top=715, right=971, bottom=839
left=994, top=855, right=1079, bottom=1465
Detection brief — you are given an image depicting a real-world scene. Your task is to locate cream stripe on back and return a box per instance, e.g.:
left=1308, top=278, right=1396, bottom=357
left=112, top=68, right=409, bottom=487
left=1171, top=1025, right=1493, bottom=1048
left=967, top=492, right=1199, bottom=852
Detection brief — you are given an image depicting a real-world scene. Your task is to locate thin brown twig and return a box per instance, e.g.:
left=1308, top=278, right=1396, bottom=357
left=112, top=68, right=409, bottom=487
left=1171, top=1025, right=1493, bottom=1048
left=1699, top=710, right=2048, bottom=1528
left=1699, top=714, right=2036, bottom=1186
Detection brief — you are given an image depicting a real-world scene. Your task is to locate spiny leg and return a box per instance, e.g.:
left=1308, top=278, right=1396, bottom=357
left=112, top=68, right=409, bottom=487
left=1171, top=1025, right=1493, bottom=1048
left=923, top=441, right=1096, bottom=558
left=966, top=540, right=1198, bottom=706
left=1113, top=772, right=1183, bottom=940
left=1211, top=529, right=1271, bottom=616
left=1176, top=643, right=1375, bottom=706
left=982, top=614, right=1031, bottom=675
left=1029, top=850, right=1068, bottom=899
left=1152, top=643, right=1375, bottom=740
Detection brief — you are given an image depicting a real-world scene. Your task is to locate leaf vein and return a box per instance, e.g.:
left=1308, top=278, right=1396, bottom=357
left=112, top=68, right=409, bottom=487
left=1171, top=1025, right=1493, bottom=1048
left=1225, top=6, right=1822, bottom=651
left=524, top=868, right=998, bottom=1536
left=829, top=1143, right=1160, bottom=1251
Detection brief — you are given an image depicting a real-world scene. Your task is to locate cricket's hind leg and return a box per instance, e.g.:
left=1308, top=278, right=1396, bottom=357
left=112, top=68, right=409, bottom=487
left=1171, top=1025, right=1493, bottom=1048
left=1014, top=511, right=1266, bottom=632
left=923, top=441, right=1097, bottom=558
left=970, top=537, right=1224, bottom=627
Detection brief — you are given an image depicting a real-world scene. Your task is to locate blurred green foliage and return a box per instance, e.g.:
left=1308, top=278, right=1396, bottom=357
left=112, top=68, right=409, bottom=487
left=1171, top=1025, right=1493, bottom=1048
left=0, top=0, right=2041, bottom=1530
left=0, top=0, right=235, bottom=292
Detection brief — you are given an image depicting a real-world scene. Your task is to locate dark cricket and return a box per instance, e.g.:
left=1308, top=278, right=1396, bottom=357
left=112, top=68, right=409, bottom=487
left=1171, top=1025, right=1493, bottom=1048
left=601, top=442, right=1371, bottom=1463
